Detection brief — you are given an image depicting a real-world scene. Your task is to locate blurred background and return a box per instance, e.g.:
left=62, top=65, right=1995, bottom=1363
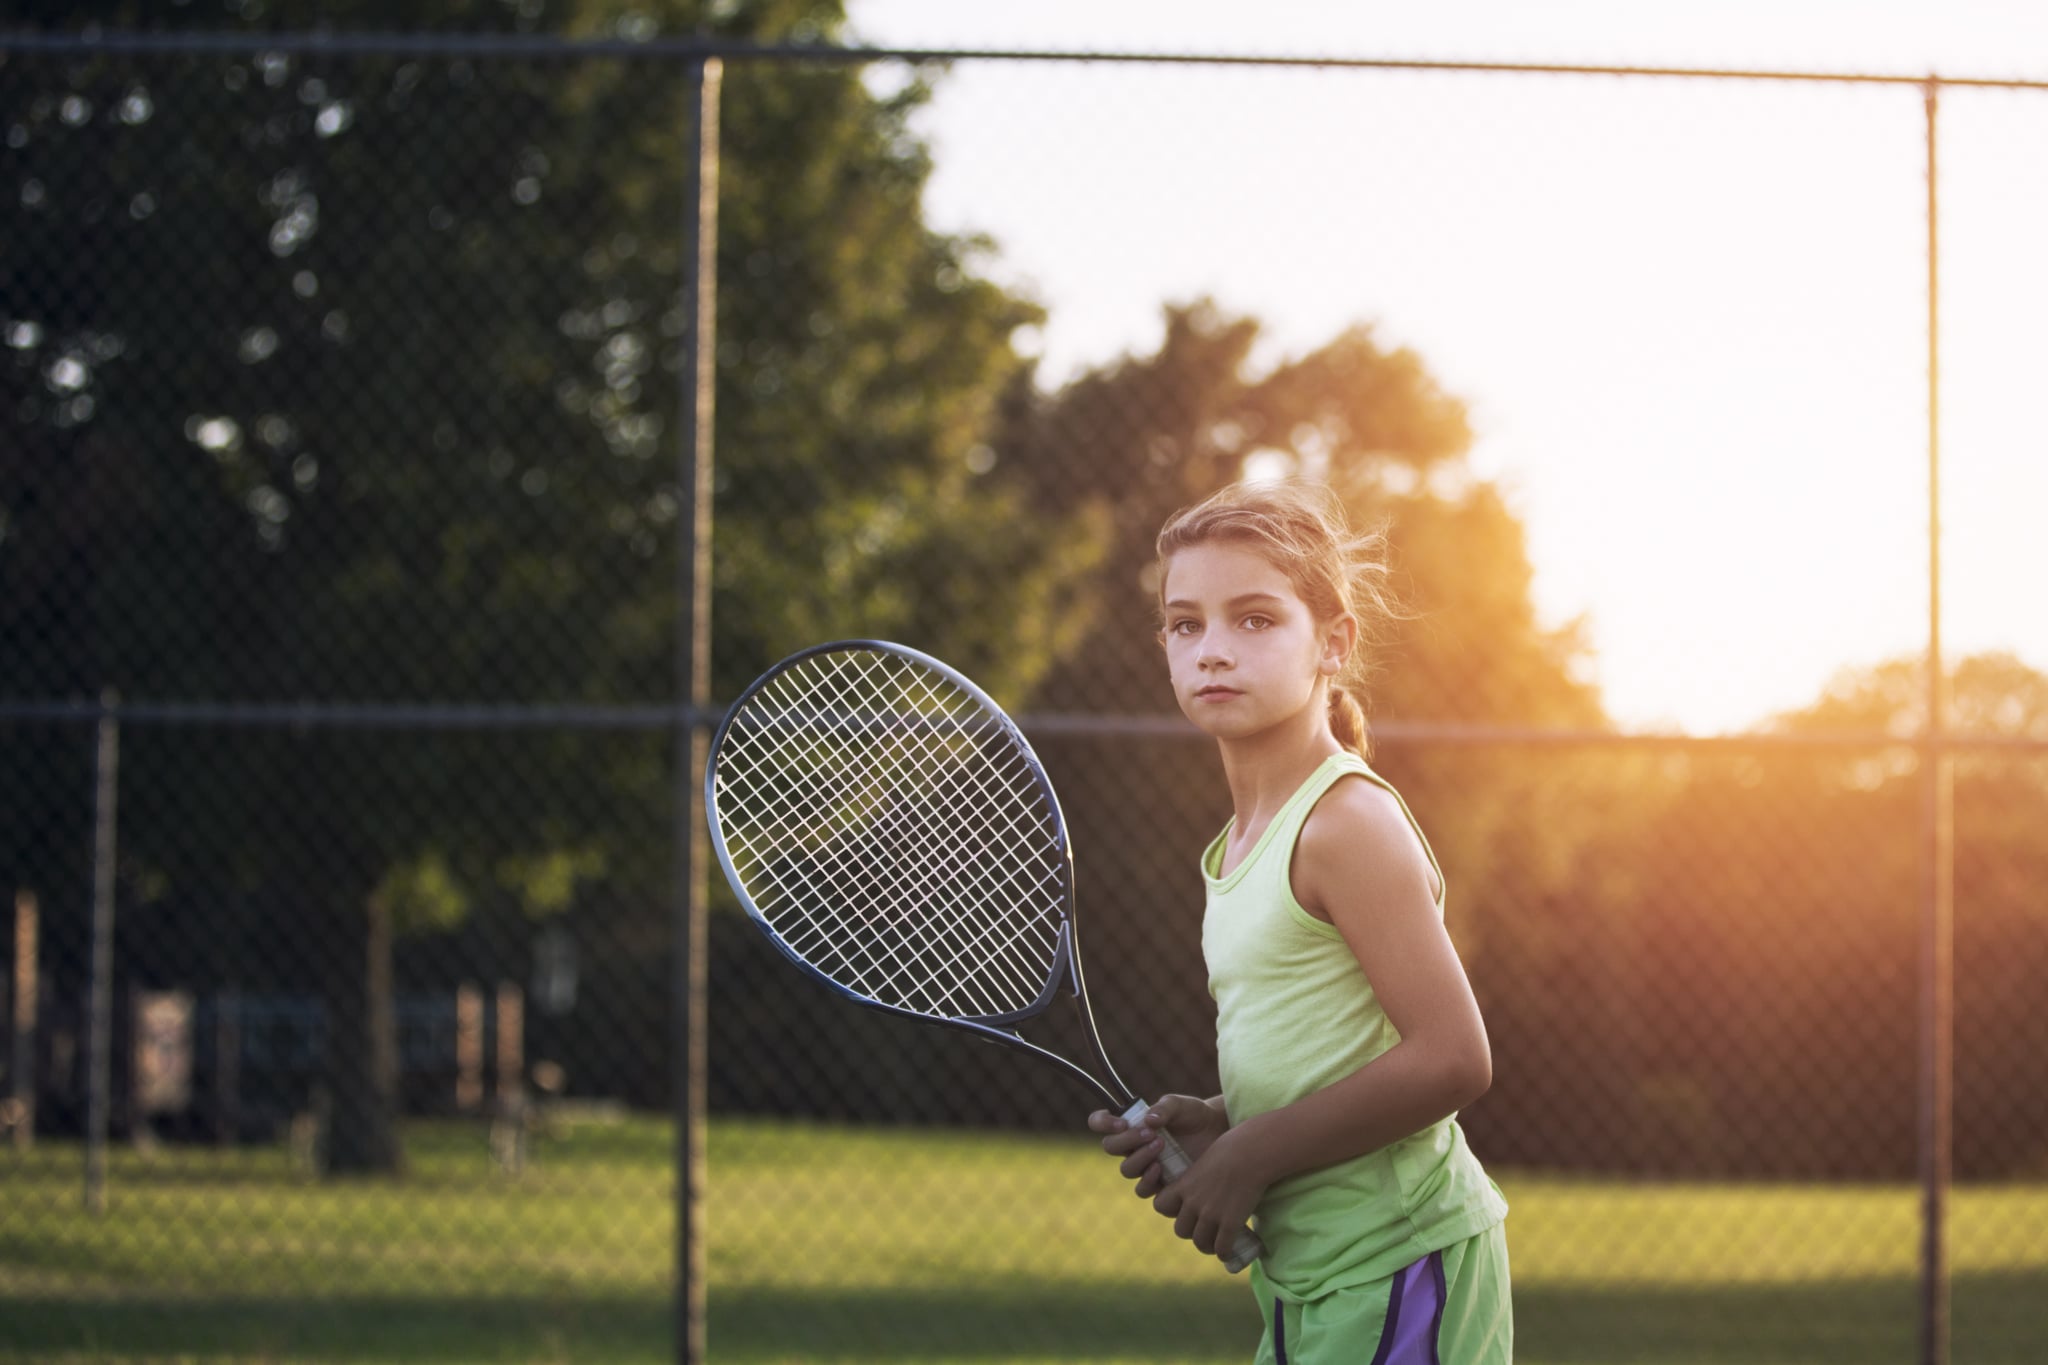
left=3, top=2, right=2045, bottom=1362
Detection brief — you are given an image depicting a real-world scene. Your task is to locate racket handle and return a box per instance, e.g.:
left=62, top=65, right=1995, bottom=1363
left=1122, top=1098, right=1267, bottom=1274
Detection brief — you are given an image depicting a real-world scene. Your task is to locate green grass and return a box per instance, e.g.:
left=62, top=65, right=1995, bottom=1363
left=0, top=1115, right=2042, bottom=1363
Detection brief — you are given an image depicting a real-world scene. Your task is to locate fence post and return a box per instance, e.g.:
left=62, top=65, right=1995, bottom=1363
left=10, top=891, right=36, bottom=1149
left=674, top=52, right=723, bottom=1365
left=495, top=981, right=525, bottom=1103
left=456, top=982, right=485, bottom=1112
left=84, top=689, right=120, bottom=1215
left=1916, top=78, right=1953, bottom=1365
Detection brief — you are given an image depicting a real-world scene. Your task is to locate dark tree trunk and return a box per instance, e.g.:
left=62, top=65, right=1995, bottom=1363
left=319, top=891, right=404, bottom=1176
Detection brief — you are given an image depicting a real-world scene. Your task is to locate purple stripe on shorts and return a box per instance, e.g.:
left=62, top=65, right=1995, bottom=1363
left=1368, top=1251, right=1447, bottom=1365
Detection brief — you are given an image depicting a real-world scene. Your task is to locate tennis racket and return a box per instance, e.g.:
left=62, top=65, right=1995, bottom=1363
left=705, top=639, right=1265, bottom=1273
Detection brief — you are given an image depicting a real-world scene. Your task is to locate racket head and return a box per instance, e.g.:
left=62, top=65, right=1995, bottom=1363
left=705, top=640, right=1080, bottom=1032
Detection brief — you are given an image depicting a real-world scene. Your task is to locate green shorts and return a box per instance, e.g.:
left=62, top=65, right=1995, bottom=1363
left=1252, top=1221, right=1512, bottom=1365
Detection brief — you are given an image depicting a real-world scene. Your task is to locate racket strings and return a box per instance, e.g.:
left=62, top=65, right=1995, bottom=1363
left=713, top=648, right=1066, bottom=1020
left=795, top=800, right=1053, bottom=1016
left=758, top=747, right=1046, bottom=1012
left=724, top=663, right=1056, bottom=929
left=736, top=664, right=1057, bottom=1017
left=777, top=660, right=1060, bottom=1016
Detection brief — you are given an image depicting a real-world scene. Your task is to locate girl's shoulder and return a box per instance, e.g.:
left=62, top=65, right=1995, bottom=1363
left=1297, top=771, right=1418, bottom=864
left=1293, top=769, right=1444, bottom=912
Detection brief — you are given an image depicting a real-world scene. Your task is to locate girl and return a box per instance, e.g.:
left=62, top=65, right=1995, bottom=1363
left=1089, top=480, right=1512, bottom=1364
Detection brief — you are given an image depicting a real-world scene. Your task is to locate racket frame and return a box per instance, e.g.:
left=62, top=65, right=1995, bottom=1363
left=704, top=638, right=1139, bottom=1112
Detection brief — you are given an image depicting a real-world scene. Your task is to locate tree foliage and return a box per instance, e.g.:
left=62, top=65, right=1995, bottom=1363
left=1, top=0, right=1094, bottom=1167
left=1477, top=649, right=2048, bottom=1179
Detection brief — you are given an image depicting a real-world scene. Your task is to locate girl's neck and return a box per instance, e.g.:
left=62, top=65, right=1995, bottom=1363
left=1217, top=713, right=1347, bottom=834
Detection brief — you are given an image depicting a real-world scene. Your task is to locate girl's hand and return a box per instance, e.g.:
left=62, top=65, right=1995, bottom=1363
left=1085, top=1094, right=1228, bottom=1199
left=1147, top=1123, right=1270, bottom=1263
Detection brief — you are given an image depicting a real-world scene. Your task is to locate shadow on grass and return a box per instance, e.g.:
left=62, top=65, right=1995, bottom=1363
left=0, top=1293, right=672, bottom=1364
left=1, top=1272, right=2040, bottom=1364
left=1515, top=1271, right=2044, bottom=1365
left=712, top=1274, right=2045, bottom=1365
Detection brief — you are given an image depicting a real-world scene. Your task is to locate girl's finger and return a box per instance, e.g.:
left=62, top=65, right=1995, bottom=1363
left=1118, top=1137, right=1163, bottom=1179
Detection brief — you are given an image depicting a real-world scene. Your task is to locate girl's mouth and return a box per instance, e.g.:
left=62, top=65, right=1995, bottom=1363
left=1195, top=685, right=1241, bottom=701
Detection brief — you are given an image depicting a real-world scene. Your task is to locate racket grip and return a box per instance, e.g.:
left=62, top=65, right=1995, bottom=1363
left=1122, top=1099, right=1267, bottom=1274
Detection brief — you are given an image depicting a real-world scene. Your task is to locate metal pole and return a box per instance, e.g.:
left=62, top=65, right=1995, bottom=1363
left=673, top=54, right=722, bottom=1365
left=84, top=690, right=120, bottom=1215
left=1916, top=78, right=1953, bottom=1365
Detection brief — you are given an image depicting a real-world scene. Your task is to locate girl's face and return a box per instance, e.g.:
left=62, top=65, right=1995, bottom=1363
left=1160, top=541, right=1351, bottom=744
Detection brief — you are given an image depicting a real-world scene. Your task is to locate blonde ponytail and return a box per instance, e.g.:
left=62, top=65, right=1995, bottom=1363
left=1329, top=682, right=1372, bottom=760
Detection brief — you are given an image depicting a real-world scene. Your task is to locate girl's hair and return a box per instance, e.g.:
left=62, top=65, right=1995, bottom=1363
left=1156, top=480, right=1402, bottom=758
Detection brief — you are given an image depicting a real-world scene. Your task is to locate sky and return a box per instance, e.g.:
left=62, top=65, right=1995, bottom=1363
left=840, top=1, right=2048, bottom=733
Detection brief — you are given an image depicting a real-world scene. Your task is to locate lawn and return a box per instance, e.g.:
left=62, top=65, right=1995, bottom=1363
left=0, top=1115, right=2041, bottom=1363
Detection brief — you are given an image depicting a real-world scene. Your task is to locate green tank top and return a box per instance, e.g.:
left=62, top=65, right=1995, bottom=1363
left=1202, top=751, right=1508, bottom=1300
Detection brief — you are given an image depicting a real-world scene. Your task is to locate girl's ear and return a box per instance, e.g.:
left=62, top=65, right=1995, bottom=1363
left=1319, top=615, right=1359, bottom=676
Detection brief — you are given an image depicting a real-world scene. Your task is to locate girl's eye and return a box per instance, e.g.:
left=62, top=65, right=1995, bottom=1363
left=1168, top=619, right=1198, bottom=636
left=1242, top=615, right=1272, bottom=631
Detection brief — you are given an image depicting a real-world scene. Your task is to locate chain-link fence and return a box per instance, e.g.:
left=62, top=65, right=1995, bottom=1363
left=4, top=13, right=2047, bottom=1365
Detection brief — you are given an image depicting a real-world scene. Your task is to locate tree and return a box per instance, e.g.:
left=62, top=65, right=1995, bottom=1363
left=1, top=0, right=1095, bottom=1168
left=1772, top=650, right=2048, bottom=1176
left=1508, top=650, right=2048, bottom=1179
